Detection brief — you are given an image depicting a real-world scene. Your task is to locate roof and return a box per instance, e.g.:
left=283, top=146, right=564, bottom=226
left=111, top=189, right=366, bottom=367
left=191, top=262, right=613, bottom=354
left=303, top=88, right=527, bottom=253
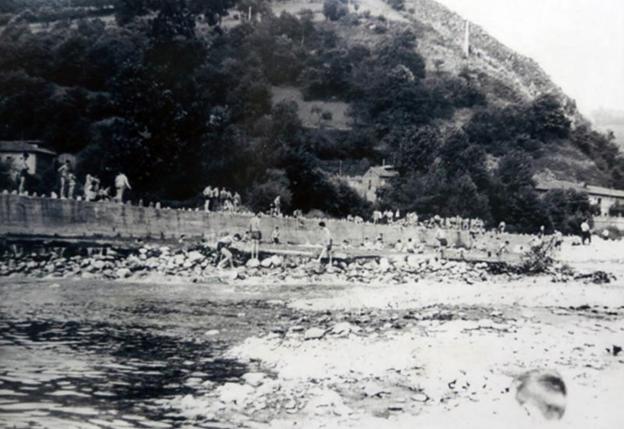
left=365, top=165, right=399, bottom=178
left=585, top=185, right=624, bottom=199
left=0, top=141, right=56, bottom=156
left=535, top=178, right=624, bottom=199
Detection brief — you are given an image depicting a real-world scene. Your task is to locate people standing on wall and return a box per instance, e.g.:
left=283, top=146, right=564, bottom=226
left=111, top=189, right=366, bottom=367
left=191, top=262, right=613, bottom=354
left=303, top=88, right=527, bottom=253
left=203, top=185, right=213, bottom=212
left=67, top=171, right=76, bottom=199
left=17, top=152, right=29, bottom=195
left=273, top=195, right=281, bottom=216
left=84, top=174, right=95, bottom=201
left=57, top=160, right=70, bottom=199
left=114, top=172, right=131, bottom=203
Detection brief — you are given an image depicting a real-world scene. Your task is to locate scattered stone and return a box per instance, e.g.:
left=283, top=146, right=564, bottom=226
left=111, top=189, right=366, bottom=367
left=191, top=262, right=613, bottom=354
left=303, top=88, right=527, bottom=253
left=246, top=258, right=260, bottom=268
left=363, top=382, right=388, bottom=397
left=242, top=372, right=266, bottom=387
left=217, top=383, right=254, bottom=403
left=331, top=322, right=359, bottom=336
left=411, top=392, right=429, bottom=402
left=304, top=328, right=326, bottom=340
left=116, top=268, right=131, bottom=278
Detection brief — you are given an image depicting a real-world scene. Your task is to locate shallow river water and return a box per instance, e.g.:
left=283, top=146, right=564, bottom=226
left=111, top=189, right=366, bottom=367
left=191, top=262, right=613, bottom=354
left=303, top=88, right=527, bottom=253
left=0, top=278, right=299, bottom=429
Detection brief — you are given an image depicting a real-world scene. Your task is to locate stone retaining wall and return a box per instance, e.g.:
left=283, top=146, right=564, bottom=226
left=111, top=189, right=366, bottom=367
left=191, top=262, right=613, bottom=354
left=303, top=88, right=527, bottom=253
left=0, top=194, right=481, bottom=247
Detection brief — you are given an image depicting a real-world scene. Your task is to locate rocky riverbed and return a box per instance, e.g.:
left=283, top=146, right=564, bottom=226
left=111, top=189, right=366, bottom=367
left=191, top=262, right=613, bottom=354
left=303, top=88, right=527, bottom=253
left=0, top=241, right=617, bottom=288
left=1, top=239, right=623, bottom=428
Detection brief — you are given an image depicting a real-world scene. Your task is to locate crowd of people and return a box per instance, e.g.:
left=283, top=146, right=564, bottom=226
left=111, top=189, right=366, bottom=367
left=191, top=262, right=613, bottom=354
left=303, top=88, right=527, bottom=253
left=56, top=161, right=131, bottom=203
left=7, top=158, right=615, bottom=258
left=202, top=186, right=241, bottom=212
left=349, top=209, right=486, bottom=232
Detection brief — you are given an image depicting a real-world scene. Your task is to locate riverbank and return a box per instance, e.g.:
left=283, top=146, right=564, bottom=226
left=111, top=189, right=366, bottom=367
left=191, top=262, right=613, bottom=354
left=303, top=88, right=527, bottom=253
left=1, top=238, right=623, bottom=428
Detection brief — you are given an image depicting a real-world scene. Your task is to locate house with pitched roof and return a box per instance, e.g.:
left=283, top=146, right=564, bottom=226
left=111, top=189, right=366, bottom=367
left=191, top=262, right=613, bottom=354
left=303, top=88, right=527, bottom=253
left=0, top=140, right=57, bottom=176
left=535, top=178, right=624, bottom=217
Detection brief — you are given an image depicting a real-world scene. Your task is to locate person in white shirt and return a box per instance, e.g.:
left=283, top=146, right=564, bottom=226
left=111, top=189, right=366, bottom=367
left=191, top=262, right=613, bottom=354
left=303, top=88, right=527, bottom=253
left=203, top=186, right=213, bottom=212
left=114, top=172, right=131, bottom=203
left=248, top=213, right=261, bottom=260
left=57, top=161, right=70, bottom=199
left=317, top=221, right=333, bottom=265
left=580, top=219, right=591, bottom=245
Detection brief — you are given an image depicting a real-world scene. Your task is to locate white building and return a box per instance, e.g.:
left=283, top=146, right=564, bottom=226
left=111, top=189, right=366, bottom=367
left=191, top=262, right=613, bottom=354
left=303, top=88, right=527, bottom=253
left=535, top=178, right=624, bottom=217
left=343, top=165, right=399, bottom=203
left=0, top=140, right=56, bottom=176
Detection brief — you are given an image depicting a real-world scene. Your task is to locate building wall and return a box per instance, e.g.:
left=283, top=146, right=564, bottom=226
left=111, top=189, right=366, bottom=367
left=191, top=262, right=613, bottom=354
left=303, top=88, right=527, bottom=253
left=594, top=216, right=624, bottom=232
left=588, top=195, right=621, bottom=216
left=0, top=194, right=503, bottom=249
left=0, top=153, right=37, bottom=175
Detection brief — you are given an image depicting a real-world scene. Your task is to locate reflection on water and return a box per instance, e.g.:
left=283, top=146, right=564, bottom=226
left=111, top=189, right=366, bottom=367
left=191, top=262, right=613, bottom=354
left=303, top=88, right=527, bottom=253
left=0, top=280, right=281, bottom=429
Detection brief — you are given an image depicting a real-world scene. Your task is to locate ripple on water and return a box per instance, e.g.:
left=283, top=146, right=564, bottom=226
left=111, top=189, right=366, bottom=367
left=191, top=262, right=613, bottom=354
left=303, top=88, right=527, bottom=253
left=0, top=310, right=249, bottom=428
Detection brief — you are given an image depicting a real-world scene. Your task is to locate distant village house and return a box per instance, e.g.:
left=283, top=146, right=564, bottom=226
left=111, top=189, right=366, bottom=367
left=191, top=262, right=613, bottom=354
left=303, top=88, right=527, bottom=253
left=535, top=178, right=624, bottom=217
left=0, top=140, right=56, bottom=177
left=343, top=164, right=399, bottom=203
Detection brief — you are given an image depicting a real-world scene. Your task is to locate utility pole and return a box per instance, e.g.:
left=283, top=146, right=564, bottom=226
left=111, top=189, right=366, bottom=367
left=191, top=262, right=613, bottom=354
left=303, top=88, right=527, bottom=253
left=463, top=20, right=470, bottom=58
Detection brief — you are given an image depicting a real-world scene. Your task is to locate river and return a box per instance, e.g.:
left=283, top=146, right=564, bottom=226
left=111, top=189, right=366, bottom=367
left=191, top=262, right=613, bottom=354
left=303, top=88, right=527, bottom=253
left=0, top=278, right=303, bottom=429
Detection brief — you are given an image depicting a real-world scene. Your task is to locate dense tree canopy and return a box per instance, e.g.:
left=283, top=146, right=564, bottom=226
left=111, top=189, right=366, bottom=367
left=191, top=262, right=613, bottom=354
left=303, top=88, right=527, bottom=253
left=0, top=0, right=621, bottom=231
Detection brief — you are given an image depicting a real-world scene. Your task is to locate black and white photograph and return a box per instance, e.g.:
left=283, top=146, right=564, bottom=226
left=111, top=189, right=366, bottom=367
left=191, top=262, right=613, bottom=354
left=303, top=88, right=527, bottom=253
left=0, top=0, right=623, bottom=427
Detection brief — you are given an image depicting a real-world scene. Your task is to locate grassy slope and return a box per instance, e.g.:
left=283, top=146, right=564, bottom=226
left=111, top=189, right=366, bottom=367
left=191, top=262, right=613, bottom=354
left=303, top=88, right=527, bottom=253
left=270, top=0, right=612, bottom=185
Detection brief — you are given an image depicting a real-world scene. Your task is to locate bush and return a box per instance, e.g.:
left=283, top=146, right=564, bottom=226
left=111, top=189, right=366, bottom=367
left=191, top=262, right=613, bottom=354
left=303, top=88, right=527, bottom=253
left=0, top=160, right=15, bottom=191
left=386, top=0, right=405, bottom=11
left=323, top=0, right=348, bottom=21
left=245, top=168, right=292, bottom=213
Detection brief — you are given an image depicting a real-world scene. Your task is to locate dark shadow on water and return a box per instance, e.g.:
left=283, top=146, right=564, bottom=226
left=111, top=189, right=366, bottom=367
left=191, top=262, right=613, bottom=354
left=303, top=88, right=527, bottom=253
left=0, top=317, right=248, bottom=427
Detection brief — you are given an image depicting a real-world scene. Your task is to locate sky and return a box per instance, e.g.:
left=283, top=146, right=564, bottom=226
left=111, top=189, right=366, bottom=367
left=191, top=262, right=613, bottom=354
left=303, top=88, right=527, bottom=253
left=435, top=0, right=624, bottom=118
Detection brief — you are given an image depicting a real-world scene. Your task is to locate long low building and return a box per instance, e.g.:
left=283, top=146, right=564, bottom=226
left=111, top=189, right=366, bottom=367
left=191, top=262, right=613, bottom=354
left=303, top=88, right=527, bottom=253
left=535, top=178, right=624, bottom=217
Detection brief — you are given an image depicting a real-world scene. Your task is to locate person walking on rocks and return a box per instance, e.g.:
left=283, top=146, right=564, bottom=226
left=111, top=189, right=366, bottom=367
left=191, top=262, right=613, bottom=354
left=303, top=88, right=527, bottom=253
left=57, top=160, right=70, bottom=198
left=317, top=221, right=333, bottom=266
left=114, top=172, right=131, bottom=203
left=435, top=225, right=448, bottom=258
left=249, top=213, right=261, bottom=260
left=216, top=233, right=240, bottom=269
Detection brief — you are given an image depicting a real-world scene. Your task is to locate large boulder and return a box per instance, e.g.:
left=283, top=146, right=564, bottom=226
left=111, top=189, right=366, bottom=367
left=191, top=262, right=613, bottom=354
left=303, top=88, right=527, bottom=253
left=246, top=258, right=260, bottom=268
left=304, top=327, right=326, bottom=340
left=242, top=372, right=266, bottom=387
left=187, top=251, right=204, bottom=262
left=116, top=268, right=131, bottom=279
left=270, top=255, right=283, bottom=267
left=378, top=258, right=392, bottom=272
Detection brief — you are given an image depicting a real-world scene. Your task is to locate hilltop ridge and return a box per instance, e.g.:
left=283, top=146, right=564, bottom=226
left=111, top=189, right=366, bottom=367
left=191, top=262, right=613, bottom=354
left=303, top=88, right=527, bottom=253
left=0, top=0, right=622, bottom=232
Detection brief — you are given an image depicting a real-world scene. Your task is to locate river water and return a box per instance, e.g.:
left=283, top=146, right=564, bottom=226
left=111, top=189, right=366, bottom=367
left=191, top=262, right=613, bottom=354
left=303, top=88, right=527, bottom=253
left=0, top=278, right=299, bottom=429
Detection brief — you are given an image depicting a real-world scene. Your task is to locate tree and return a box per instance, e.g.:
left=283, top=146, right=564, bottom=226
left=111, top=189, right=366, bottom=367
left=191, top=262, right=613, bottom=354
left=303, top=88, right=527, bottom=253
left=383, top=125, right=441, bottom=175
left=530, top=94, right=571, bottom=140
left=323, top=0, right=348, bottom=21
left=246, top=168, right=292, bottom=213
left=0, top=160, right=14, bottom=190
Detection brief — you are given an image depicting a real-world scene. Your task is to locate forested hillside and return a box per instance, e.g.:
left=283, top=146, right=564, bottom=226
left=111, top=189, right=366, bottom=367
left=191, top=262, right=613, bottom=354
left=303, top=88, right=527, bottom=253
left=0, top=0, right=623, bottom=232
